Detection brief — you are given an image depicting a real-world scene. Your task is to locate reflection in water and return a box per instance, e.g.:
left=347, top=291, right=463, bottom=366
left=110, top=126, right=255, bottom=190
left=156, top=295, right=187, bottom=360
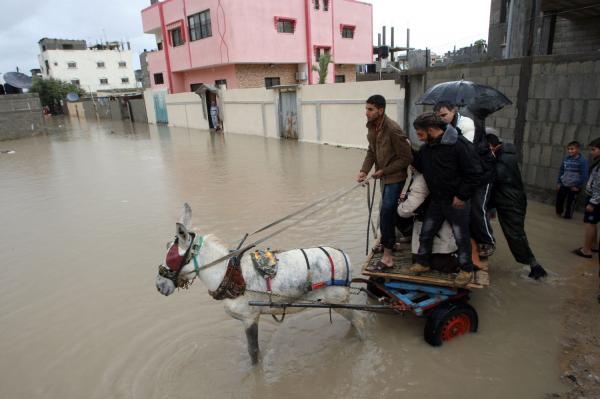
left=0, top=117, right=572, bottom=399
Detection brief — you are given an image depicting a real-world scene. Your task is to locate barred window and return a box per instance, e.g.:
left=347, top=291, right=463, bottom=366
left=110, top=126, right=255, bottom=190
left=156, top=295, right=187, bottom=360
left=67, top=62, right=77, bottom=69
left=97, top=61, right=105, bottom=68
left=265, top=77, right=281, bottom=88
left=314, top=0, right=319, bottom=10
left=121, top=77, right=129, bottom=84
left=277, top=19, right=294, bottom=33
left=323, top=0, right=329, bottom=11
left=118, top=61, right=127, bottom=68
left=99, top=78, right=108, bottom=85
left=342, top=26, right=355, bottom=39
left=188, top=10, right=212, bottom=41
left=154, top=73, right=164, bottom=85
left=170, top=27, right=184, bottom=47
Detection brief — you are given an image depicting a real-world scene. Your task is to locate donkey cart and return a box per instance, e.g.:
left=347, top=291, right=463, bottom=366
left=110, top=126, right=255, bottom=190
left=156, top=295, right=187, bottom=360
left=250, top=245, right=489, bottom=347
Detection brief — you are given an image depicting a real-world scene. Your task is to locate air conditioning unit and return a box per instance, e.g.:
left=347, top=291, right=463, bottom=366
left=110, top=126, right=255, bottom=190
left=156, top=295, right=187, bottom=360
left=296, top=71, right=307, bottom=81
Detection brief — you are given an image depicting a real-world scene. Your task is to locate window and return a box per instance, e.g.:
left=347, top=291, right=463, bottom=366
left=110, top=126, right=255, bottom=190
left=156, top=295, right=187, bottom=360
left=71, top=79, right=80, bottom=86
left=335, top=75, right=345, bottom=83
left=169, top=27, right=184, bottom=47
left=42, top=45, right=46, bottom=51
left=323, top=0, right=329, bottom=11
left=314, top=0, right=319, bottom=10
left=215, top=79, right=227, bottom=88
left=62, top=44, right=74, bottom=50
left=97, top=61, right=105, bottom=68
left=342, top=26, right=355, bottom=39
left=45, top=60, right=50, bottom=72
left=157, top=42, right=164, bottom=51
left=188, top=10, right=212, bottom=41
left=265, top=77, right=281, bottom=88
left=118, top=61, right=127, bottom=68
left=154, top=73, right=164, bottom=85
left=100, top=78, right=109, bottom=85
left=67, top=61, right=77, bottom=69
left=315, top=47, right=330, bottom=62
left=121, top=77, right=130, bottom=84
left=277, top=19, right=295, bottom=33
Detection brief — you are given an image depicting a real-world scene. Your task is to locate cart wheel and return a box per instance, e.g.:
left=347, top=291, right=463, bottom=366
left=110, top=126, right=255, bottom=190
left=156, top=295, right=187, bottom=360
left=424, top=302, right=478, bottom=346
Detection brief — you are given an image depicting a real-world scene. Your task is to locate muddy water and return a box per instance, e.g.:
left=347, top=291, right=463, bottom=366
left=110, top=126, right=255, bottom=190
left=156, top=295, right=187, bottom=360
left=0, top=117, right=579, bottom=398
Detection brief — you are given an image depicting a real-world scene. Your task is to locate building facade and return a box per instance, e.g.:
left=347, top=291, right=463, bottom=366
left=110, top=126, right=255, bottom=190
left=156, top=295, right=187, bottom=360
left=488, top=0, right=600, bottom=59
left=38, top=38, right=138, bottom=93
left=141, top=0, right=373, bottom=92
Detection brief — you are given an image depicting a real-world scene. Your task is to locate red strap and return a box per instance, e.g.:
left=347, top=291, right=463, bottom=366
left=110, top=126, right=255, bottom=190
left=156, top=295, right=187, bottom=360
left=318, top=247, right=335, bottom=285
left=266, top=277, right=272, bottom=292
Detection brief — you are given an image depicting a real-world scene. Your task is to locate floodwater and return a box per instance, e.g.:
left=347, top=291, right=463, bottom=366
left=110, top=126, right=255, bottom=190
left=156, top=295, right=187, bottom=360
left=0, top=117, right=584, bottom=398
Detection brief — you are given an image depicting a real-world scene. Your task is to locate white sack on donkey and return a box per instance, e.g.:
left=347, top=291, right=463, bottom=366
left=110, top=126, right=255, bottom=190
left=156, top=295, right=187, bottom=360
left=155, top=203, right=364, bottom=364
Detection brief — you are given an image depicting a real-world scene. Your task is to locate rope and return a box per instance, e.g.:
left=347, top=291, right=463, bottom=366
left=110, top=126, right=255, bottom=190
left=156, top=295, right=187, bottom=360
left=365, top=178, right=377, bottom=256
left=186, top=178, right=372, bottom=275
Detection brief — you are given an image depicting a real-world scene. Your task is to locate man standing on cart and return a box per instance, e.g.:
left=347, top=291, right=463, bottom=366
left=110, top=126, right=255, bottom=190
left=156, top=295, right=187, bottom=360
left=410, top=112, right=482, bottom=286
left=357, top=95, right=413, bottom=271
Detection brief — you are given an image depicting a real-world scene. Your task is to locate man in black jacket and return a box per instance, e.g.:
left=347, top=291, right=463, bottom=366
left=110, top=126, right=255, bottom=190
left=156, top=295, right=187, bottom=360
left=486, top=132, right=548, bottom=280
left=411, top=112, right=483, bottom=286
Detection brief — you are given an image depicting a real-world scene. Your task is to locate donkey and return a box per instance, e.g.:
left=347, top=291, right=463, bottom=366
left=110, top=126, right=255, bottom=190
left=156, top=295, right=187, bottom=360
left=155, top=204, right=363, bottom=364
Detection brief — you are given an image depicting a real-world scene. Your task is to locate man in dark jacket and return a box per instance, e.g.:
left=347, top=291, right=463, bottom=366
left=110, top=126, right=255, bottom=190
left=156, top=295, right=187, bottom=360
left=486, top=132, right=548, bottom=280
left=410, top=112, right=482, bottom=286
left=357, top=94, right=413, bottom=270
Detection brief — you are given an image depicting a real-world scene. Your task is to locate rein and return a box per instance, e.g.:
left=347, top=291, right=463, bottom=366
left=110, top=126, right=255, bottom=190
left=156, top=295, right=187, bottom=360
left=182, top=177, right=374, bottom=276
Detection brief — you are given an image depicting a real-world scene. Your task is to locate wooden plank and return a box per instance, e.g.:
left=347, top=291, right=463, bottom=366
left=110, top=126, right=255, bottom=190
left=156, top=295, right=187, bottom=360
left=361, top=246, right=490, bottom=289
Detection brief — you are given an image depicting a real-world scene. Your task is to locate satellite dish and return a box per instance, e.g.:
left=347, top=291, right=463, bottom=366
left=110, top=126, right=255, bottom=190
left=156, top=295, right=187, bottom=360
left=66, top=92, right=80, bottom=102
left=3, top=72, right=33, bottom=89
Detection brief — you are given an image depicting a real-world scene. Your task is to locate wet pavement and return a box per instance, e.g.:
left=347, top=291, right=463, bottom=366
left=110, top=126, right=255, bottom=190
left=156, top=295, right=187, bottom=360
left=0, top=116, right=595, bottom=398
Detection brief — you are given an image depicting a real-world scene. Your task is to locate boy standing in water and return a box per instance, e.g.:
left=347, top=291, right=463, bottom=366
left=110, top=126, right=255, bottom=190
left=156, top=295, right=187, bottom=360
left=573, top=138, right=600, bottom=258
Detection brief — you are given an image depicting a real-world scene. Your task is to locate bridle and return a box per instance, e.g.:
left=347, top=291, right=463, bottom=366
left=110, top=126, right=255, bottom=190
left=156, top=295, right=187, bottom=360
left=158, top=234, right=204, bottom=288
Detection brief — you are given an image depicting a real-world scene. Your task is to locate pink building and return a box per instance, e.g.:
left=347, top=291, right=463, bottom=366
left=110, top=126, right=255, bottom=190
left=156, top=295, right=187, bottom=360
left=141, top=0, right=373, bottom=92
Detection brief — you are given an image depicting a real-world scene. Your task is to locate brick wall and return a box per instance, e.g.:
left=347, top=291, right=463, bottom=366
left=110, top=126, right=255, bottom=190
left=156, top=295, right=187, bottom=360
left=334, top=64, right=357, bottom=83
left=0, top=94, right=45, bottom=140
left=235, top=64, right=297, bottom=89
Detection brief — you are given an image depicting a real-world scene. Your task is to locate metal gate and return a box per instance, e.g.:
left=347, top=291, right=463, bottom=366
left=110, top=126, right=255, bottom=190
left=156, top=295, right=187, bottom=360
left=279, top=91, right=297, bottom=139
left=153, top=91, right=168, bottom=124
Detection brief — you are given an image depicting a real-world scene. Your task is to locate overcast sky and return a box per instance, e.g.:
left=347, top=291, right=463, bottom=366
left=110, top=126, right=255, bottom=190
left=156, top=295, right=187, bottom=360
left=0, top=0, right=490, bottom=80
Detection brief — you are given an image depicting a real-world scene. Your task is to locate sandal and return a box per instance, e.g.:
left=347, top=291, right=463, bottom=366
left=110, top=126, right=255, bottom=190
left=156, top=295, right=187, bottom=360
left=572, top=248, right=593, bottom=259
left=367, top=260, right=394, bottom=272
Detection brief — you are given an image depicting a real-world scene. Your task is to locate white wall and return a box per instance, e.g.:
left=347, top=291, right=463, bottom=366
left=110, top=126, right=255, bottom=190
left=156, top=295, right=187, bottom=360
left=145, top=80, right=405, bottom=149
left=165, top=92, right=209, bottom=130
left=143, top=89, right=157, bottom=124
left=39, top=49, right=137, bottom=92
left=299, top=80, right=404, bottom=148
left=221, top=88, right=278, bottom=138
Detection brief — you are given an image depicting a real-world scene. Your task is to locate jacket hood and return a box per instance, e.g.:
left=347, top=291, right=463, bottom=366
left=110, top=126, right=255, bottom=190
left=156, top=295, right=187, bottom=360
left=440, top=124, right=459, bottom=145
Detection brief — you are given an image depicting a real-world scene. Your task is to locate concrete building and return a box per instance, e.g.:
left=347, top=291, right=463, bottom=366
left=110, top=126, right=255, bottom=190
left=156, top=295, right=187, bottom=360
left=140, top=0, right=373, bottom=92
left=488, top=0, right=600, bottom=59
left=38, top=38, right=137, bottom=93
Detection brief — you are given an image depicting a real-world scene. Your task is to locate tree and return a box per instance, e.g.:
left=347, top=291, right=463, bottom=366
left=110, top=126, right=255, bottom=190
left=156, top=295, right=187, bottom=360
left=30, top=78, right=85, bottom=114
left=311, top=53, right=332, bottom=84
left=474, top=39, right=487, bottom=48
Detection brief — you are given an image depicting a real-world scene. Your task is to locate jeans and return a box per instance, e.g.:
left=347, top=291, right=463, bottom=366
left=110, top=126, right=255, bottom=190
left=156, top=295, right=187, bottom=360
left=416, top=198, right=473, bottom=272
left=555, top=185, right=578, bottom=218
left=380, top=182, right=404, bottom=250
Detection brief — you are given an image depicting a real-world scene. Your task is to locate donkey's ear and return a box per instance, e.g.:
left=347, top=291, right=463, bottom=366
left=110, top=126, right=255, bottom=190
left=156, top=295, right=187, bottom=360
left=176, top=222, right=191, bottom=250
left=179, top=203, right=192, bottom=229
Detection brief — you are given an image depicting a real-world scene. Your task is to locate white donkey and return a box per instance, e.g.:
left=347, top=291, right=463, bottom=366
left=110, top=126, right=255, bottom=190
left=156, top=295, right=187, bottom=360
left=155, top=204, right=362, bottom=364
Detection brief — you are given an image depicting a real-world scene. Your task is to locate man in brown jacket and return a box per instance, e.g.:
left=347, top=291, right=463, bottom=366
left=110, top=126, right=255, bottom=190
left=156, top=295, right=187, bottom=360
left=357, top=94, right=413, bottom=270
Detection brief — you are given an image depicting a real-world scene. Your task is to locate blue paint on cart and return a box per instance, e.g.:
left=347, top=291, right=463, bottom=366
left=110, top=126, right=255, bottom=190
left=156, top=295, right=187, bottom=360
left=384, top=281, right=462, bottom=316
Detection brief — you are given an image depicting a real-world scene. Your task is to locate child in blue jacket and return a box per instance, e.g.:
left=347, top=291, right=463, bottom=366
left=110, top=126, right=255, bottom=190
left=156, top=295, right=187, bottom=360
left=556, top=141, right=588, bottom=219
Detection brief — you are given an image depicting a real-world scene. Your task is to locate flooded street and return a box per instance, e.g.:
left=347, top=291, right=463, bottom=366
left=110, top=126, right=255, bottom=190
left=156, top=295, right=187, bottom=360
left=0, top=117, right=594, bottom=398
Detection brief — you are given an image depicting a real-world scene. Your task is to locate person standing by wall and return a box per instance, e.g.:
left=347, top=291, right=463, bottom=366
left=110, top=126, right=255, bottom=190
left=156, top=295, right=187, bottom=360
left=357, top=95, right=413, bottom=271
left=210, top=100, right=220, bottom=131
left=556, top=141, right=588, bottom=219
left=573, top=138, right=600, bottom=258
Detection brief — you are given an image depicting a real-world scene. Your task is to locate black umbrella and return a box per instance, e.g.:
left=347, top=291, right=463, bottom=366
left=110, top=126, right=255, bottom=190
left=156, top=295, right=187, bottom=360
left=417, top=80, right=512, bottom=116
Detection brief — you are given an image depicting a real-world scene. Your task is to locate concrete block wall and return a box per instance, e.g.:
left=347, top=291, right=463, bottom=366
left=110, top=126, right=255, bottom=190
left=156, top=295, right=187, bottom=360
left=0, top=94, right=45, bottom=140
left=426, top=58, right=522, bottom=142
left=522, top=56, right=600, bottom=196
